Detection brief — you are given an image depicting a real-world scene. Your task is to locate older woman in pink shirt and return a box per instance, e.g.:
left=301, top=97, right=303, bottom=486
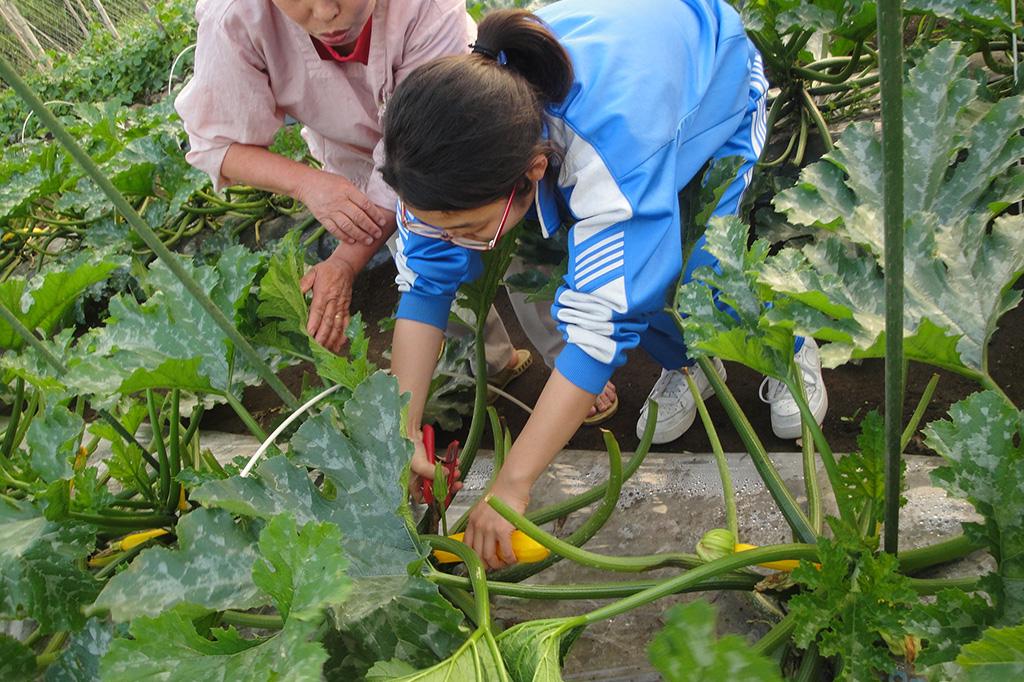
left=174, top=0, right=531, bottom=382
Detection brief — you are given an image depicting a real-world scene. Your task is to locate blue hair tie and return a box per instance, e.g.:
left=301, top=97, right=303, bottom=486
left=470, top=42, right=507, bottom=66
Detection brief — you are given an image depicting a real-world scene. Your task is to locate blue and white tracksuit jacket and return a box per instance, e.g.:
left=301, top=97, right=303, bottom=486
left=394, top=0, right=768, bottom=395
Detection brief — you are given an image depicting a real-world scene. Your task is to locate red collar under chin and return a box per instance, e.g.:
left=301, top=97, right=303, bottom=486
left=310, top=17, right=372, bottom=64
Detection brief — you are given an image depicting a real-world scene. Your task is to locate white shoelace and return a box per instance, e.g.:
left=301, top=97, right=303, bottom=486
left=649, top=369, right=691, bottom=402
left=758, top=367, right=819, bottom=404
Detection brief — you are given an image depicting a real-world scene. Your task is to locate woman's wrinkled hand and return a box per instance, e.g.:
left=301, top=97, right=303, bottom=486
left=296, top=171, right=389, bottom=246
left=464, top=483, right=530, bottom=570
left=300, top=258, right=355, bottom=353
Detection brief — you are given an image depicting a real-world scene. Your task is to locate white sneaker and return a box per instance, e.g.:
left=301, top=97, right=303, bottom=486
left=636, top=358, right=727, bottom=444
left=759, top=338, right=828, bottom=439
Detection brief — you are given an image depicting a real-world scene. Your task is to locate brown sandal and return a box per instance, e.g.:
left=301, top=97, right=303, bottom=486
left=583, top=393, right=619, bottom=426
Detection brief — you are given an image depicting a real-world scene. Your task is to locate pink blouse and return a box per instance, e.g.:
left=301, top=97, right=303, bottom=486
left=174, top=0, right=475, bottom=209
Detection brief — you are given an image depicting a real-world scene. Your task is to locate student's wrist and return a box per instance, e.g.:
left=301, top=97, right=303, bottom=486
left=491, top=470, right=534, bottom=502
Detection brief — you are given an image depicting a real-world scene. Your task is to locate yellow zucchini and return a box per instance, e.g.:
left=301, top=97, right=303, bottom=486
left=432, top=531, right=550, bottom=565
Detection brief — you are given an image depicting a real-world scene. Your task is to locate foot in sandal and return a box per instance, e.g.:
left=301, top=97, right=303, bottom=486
left=583, top=381, right=618, bottom=426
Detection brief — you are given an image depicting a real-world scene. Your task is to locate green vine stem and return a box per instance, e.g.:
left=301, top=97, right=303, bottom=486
left=146, top=390, right=170, bottom=504
left=695, top=356, right=817, bottom=544
left=220, top=611, right=285, bottom=630
left=877, top=0, right=905, bottom=555
left=426, top=568, right=759, bottom=600
left=897, top=534, right=984, bottom=574
left=224, top=392, right=268, bottom=441
left=424, top=535, right=494, bottom=628
left=784, top=365, right=854, bottom=528
left=165, top=389, right=182, bottom=513
left=0, top=55, right=300, bottom=411
left=578, top=543, right=819, bottom=626
left=908, top=576, right=981, bottom=595
left=752, top=611, right=798, bottom=656
left=791, top=40, right=869, bottom=85
left=525, top=401, right=657, bottom=527
left=800, top=87, right=836, bottom=153
left=792, top=109, right=810, bottom=166
left=802, top=421, right=823, bottom=534
left=0, top=298, right=160, bottom=471
left=439, top=585, right=493, bottom=632
left=685, top=369, right=737, bottom=539
left=0, top=378, right=25, bottom=460
left=901, top=373, right=939, bottom=450
left=488, top=494, right=705, bottom=574
left=69, top=511, right=175, bottom=529
left=457, top=317, right=490, bottom=476
left=489, top=429, right=627, bottom=582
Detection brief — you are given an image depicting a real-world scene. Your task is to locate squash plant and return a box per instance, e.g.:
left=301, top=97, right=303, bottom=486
left=3, top=17, right=1024, bottom=682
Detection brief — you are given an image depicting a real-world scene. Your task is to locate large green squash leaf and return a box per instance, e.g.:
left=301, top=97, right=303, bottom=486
left=65, top=247, right=263, bottom=405
left=675, top=215, right=798, bottom=379
left=649, top=601, right=782, bottom=682
left=323, top=576, right=467, bottom=680
left=0, top=500, right=99, bottom=633
left=365, top=627, right=510, bottom=682
left=252, top=514, right=351, bottom=622
left=101, top=514, right=351, bottom=681
left=44, top=618, right=115, bottom=682
left=924, top=390, right=1024, bottom=624
left=789, top=533, right=917, bottom=680
left=101, top=614, right=326, bottom=682
left=25, top=403, right=83, bottom=483
left=92, top=509, right=266, bottom=622
left=0, top=251, right=127, bottom=351
left=193, top=371, right=419, bottom=577
left=495, top=617, right=585, bottom=682
left=956, top=623, right=1024, bottom=681
left=194, top=373, right=468, bottom=675
left=766, top=42, right=1024, bottom=373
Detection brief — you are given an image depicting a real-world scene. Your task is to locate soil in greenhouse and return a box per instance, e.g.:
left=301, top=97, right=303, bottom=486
left=206, top=252, right=1024, bottom=456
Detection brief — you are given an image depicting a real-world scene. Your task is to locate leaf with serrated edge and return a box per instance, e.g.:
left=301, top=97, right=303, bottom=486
left=324, top=576, right=467, bottom=680
left=365, top=626, right=509, bottom=682
left=26, top=403, right=83, bottom=483
left=65, top=249, right=262, bottom=402
left=252, top=515, right=351, bottom=621
left=92, top=508, right=265, bottom=621
left=496, top=617, right=584, bottom=682
left=770, top=42, right=1024, bottom=374
left=906, top=588, right=995, bottom=670
left=924, top=391, right=1024, bottom=624
left=194, top=372, right=420, bottom=577
left=0, top=500, right=99, bottom=633
left=0, top=634, right=35, bottom=682
left=100, top=613, right=327, bottom=682
left=675, top=217, right=796, bottom=380
left=956, top=623, right=1024, bottom=680
left=789, top=535, right=917, bottom=680
left=0, top=251, right=127, bottom=351
left=648, top=601, right=782, bottom=682
left=44, top=617, right=115, bottom=682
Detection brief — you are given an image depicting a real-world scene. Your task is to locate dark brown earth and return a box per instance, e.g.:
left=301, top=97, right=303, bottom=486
left=209, top=252, right=1024, bottom=456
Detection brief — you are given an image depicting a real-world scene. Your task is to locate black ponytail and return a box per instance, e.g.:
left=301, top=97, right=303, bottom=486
left=475, top=9, right=573, bottom=105
left=382, top=9, right=573, bottom=211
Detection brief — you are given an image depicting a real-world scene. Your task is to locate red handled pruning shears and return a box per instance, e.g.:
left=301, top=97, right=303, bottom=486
left=420, top=424, right=460, bottom=508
